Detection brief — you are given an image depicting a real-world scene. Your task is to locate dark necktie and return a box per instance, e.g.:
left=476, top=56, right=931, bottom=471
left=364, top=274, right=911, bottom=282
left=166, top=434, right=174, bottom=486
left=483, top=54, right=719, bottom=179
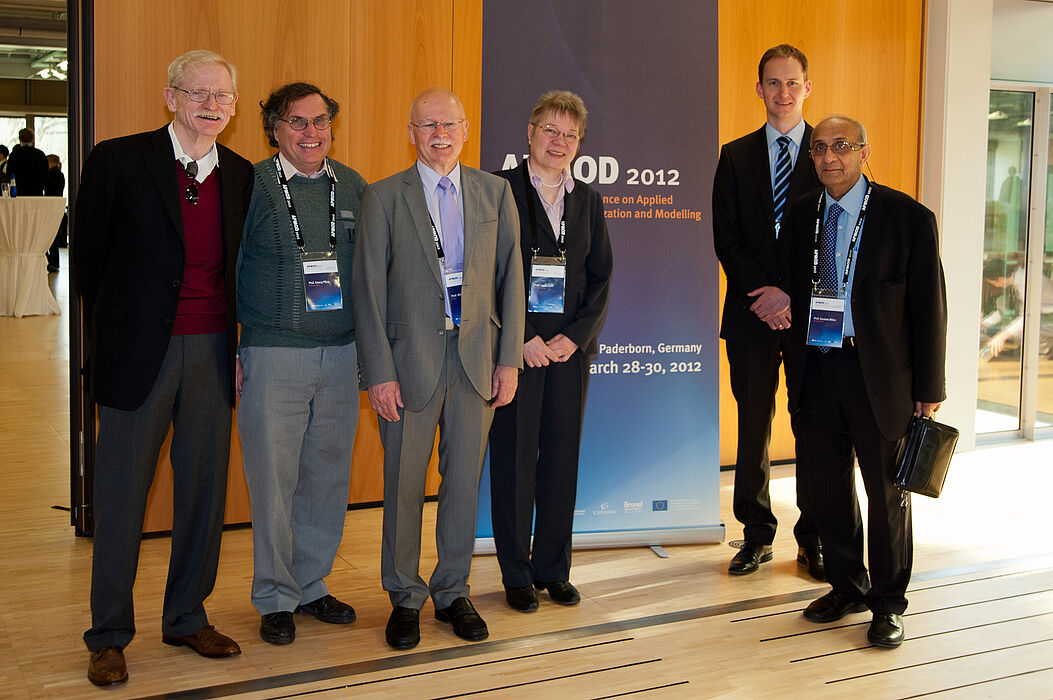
left=816, top=202, right=843, bottom=354
left=819, top=202, right=842, bottom=290
left=772, top=136, right=791, bottom=235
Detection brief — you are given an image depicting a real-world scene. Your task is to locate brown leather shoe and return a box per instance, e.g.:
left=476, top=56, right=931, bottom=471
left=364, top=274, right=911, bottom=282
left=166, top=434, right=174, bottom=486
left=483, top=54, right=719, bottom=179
left=87, top=646, right=128, bottom=686
left=162, top=625, right=241, bottom=658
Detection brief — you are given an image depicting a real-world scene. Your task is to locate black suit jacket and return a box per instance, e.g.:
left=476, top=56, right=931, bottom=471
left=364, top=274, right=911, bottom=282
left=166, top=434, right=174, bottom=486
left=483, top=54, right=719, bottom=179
left=73, top=126, right=253, bottom=410
left=782, top=181, right=948, bottom=441
left=712, top=123, right=820, bottom=341
left=495, top=161, right=613, bottom=356
left=8, top=143, right=49, bottom=196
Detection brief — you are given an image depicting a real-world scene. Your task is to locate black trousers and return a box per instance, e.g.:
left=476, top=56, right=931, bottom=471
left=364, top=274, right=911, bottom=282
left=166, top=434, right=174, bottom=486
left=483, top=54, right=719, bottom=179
left=797, top=345, right=912, bottom=614
left=488, top=352, right=587, bottom=588
left=726, top=331, right=817, bottom=546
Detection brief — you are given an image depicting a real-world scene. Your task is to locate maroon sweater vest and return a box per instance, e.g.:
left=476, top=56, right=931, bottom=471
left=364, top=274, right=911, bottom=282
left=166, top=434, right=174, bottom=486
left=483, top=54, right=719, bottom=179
left=172, top=163, right=226, bottom=335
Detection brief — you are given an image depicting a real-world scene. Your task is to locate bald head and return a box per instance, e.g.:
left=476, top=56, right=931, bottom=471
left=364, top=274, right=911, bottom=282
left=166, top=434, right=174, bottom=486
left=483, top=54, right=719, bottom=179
left=407, top=87, right=469, bottom=176
left=409, top=88, right=465, bottom=124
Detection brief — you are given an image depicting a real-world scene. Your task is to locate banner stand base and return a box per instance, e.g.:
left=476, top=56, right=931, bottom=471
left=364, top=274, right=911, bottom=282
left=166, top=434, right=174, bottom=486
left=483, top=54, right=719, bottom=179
left=473, top=524, right=725, bottom=555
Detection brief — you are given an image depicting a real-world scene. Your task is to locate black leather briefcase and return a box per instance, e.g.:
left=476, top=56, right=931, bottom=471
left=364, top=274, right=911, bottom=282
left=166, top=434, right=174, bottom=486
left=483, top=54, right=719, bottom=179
left=893, top=415, right=959, bottom=498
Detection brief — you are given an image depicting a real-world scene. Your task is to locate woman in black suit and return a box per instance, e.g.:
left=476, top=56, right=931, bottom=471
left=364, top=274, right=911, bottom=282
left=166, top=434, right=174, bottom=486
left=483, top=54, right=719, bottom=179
left=489, top=91, right=613, bottom=612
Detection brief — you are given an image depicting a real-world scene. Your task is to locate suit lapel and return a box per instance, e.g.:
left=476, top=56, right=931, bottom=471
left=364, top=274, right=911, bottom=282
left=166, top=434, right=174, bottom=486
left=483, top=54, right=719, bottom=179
left=747, top=127, right=775, bottom=221
left=145, top=127, right=183, bottom=243
left=561, top=182, right=582, bottom=250
left=461, top=167, right=479, bottom=277
left=400, top=166, right=444, bottom=287
left=216, top=145, right=237, bottom=259
left=852, top=182, right=883, bottom=286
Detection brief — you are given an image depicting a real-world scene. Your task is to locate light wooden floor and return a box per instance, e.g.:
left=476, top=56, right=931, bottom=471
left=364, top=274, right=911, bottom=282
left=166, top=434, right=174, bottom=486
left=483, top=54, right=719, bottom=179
left=1, top=255, right=1051, bottom=699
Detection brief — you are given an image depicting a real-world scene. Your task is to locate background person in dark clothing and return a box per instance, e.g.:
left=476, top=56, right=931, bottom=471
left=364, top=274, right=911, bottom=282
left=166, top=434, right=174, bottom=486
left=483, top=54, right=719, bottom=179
left=45, top=154, right=66, bottom=272
left=7, top=127, right=49, bottom=195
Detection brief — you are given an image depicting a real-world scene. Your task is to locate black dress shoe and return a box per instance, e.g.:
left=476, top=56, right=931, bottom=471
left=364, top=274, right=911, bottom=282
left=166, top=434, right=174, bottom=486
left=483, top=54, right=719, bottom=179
left=435, top=597, right=489, bottom=641
left=803, top=590, right=868, bottom=623
left=534, top=581, right=580, bottom=605
left=88, top=646, right=127, bottom=686
left=385, top=606, right=420, bottom=650
left=797, top=545, right=827, bottom=581
left=868, top=612, right=905, bottom=648
left=260, top=611, right=295, bottom=645
left=728, top=541, right=773, bottom=575
left=297, top=594, right=356, bottom=624
left=505, top=586, right=539, bottom=612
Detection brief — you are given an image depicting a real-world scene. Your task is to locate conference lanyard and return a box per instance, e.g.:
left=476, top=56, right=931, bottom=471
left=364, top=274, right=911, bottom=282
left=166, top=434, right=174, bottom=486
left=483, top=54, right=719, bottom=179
left=429, top=217, right=463, bottom=326
left=272, top=155, right=337, bottom=255
left=810, top=182, right=871, bottom=294
left=522, top=159, right=568, bottom=314
left=523, top=158, right=567, bottom=259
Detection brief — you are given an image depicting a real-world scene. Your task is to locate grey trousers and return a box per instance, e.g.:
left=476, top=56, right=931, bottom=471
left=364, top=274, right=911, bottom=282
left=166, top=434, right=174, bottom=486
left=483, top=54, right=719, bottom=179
left=379, top=330, right=494, bottom=610
left=238, top=342, right=359, bottom=615
left=84, top=332, right=231, bottom=651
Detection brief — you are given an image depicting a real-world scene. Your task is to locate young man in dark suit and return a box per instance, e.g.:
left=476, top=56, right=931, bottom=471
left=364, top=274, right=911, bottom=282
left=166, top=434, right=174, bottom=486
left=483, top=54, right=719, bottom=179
left=712, top=44, right=824, bottom=579
left=74, top=50, right=253, bottom=686
left=782, top=115, right=947, bottom=648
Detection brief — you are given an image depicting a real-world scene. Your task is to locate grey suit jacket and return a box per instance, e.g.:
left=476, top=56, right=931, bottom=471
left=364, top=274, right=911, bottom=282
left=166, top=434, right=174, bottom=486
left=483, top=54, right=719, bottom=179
left=353, top=163, right=525, bottom=411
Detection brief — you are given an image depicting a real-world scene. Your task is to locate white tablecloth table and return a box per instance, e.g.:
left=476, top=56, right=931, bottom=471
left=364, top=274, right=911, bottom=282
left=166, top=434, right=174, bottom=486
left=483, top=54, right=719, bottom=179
left=0, top=197, right=66, bottom=317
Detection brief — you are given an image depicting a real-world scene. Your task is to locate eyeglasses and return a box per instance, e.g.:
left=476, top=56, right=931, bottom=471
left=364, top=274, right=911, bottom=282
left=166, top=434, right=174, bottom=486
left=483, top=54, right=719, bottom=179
left=534, top=124, right=580, bottom=145
left=184, top=161, right=199, bottom=205
left=809, top=140, right=865, bottom=156
left=279, top=116, right=333, bottom=131
left=410, top=119, right=465, bottom=134
left=171, top=86, right=238, bottom=105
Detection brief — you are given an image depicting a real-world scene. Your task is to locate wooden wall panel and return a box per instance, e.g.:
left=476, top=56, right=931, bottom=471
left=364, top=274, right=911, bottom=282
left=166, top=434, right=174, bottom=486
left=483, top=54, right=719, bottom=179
left=715, top=0, right=925, bottom=464
left=90, top=0, right=479, bottom=530
left=88, top=0, right=923, bottom=527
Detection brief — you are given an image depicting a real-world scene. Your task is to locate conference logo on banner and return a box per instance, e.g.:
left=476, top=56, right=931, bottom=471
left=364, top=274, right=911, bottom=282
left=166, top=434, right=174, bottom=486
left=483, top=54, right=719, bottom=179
left=476, top=0, right=722, bottom=548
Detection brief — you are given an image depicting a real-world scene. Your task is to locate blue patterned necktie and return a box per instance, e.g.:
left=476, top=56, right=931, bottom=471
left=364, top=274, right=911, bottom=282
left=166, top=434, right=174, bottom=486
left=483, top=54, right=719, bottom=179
left=816, top=202, right=843, bottom=353
left=772, top=136, right=791, bottom=236
left=819, top=202, right=842, bottom=290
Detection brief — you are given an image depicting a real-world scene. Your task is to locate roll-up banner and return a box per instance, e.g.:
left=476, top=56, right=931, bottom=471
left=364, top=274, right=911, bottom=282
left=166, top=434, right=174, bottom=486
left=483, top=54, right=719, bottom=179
left=476, top=0, right=722, bottom=550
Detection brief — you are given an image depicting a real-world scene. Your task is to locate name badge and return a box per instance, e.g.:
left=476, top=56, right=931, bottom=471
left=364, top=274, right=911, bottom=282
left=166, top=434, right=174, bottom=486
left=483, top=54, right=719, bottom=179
left=302, top=252, right=343, bottom=311
left=807, top=293, right=845, bottom=348
left=444, top=269, right=462, bottom=326
left=528, top=255, right=566, bottom=314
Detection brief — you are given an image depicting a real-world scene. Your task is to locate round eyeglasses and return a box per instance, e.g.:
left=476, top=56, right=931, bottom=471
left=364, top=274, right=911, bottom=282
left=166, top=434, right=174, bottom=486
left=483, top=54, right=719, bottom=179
left=279, top=116, right=333, bottom=131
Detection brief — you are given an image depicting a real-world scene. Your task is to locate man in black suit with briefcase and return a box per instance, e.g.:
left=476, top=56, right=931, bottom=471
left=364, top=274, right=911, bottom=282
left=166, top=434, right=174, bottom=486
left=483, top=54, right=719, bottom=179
left=781, top=114, right=948, bottom=648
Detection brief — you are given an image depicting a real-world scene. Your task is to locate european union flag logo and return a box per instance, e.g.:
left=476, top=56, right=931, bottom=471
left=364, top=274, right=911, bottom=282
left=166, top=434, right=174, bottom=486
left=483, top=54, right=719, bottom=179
left=652, top=500, right=668, bottom=511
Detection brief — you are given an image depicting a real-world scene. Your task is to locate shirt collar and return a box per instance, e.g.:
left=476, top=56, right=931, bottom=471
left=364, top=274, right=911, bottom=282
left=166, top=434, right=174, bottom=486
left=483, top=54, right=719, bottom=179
left=167, top=123, right=218, bottom=182
left=277, top=151, right=337, bottom=181
left=825, top=174, right=869, bottom=217
left=765, top=119, right=806, bottom=151
left=526, top=159, right=574, bottom=195
left=417, top=160, right=461, bottom=194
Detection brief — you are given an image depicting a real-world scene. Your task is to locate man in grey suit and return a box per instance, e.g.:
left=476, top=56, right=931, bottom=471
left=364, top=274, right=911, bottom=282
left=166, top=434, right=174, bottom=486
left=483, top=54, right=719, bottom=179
left=353, top=87, right=524, bottom=650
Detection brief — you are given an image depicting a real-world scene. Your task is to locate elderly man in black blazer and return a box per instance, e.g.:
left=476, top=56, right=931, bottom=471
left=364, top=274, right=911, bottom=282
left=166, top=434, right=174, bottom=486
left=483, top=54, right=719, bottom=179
left=781, top=115, right=947, bottom=649
left=74, top=50, right=253, bottom=686
left=712, top=44, right=823, bottom=579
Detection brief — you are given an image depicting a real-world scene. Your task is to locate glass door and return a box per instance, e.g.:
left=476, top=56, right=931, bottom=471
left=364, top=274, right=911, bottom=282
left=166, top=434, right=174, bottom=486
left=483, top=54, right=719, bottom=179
left=977, top=87, right=1053, bottom=438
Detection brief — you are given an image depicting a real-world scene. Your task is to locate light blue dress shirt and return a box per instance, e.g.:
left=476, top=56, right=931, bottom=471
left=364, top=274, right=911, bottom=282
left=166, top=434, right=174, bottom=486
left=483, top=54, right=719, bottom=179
left=765, top=119, right=806, bottom=187
left=822, top=175, right=869, bottom=338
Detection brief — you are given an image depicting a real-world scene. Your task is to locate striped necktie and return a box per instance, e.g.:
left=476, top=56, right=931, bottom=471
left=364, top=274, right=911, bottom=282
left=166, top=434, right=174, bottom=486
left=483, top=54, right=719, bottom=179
left=772, top=136, right=791, bottom=236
